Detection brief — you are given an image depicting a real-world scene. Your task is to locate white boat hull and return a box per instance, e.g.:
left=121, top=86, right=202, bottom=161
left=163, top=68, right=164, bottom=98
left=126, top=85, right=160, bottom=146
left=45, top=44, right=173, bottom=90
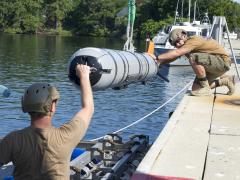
left=170, top=56, right=190, bottom=66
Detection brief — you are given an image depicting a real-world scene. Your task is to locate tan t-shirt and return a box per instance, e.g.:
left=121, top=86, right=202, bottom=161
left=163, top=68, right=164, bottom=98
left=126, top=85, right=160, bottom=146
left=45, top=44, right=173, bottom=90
left=182, top=36, right=229, bottom=58
left=0, top=117, right=87, bottom=180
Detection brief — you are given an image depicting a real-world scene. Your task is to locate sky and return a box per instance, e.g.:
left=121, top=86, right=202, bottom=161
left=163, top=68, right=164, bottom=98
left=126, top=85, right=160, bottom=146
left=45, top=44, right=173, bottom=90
left=233, top=0, right=240, bottom=3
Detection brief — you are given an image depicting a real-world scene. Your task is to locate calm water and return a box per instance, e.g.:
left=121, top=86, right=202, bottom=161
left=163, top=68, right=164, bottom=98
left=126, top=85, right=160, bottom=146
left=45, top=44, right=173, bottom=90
left=0, top=33, right=194, bottom=142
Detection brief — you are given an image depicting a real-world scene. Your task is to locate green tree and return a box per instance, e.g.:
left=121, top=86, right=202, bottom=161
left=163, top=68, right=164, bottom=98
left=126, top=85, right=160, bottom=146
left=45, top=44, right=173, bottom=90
left=67, top=0, right=126, bottom=36
left=139, top=17, right=174, bottom=39
left=1, top=0, right=240, bottom=37
left=0, top=1, right=8, bottom=29
left=135, top=0, right=177, bottom=38
left=0, top=0, right=43, bottom=33
left=197, top=0, right=240, bottom=31
left=44, top=0, right=74, bottom=29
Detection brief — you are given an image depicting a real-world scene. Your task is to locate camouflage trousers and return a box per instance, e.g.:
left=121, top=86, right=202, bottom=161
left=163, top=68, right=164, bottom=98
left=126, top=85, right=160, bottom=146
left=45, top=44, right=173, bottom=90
left=189, top=53, right=231, bottom=83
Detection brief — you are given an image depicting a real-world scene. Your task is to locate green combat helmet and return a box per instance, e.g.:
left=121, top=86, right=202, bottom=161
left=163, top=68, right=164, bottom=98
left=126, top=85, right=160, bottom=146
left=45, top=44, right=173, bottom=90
left=169, top=28, right=187, bottom=46
left=22, top=83, right=60, bottom=115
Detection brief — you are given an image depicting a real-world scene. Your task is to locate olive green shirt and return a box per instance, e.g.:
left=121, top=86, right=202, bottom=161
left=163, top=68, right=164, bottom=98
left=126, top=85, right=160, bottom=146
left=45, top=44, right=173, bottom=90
left=183, top=36, right=229, bottom=58
left=0, top=117, right=87, bottom=180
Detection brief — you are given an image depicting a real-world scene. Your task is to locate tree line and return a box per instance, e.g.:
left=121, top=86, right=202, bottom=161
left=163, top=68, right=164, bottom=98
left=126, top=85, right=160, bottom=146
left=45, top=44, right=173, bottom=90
left=0, top=0, right=240, bottom=39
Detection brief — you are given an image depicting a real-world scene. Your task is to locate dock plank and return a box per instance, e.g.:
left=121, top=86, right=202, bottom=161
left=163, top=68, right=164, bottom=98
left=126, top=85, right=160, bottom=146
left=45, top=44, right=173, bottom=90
left=211, top=80, right=240, bottom=135
left=203, top=135, right=240, bottom=180
left=150, top=96, right=213, bottom=179
left=203, top=77, right=240, bottom=180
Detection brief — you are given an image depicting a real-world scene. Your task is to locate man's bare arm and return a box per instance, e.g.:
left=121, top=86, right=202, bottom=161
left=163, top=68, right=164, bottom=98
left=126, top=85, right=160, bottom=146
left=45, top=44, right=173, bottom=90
left=74, top=64, right=94, bottom=127
left=156, top=47, right=191, bottom=65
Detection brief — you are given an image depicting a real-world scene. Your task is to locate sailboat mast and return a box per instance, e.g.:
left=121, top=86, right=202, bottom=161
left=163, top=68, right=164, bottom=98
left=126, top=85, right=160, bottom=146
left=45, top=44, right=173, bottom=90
left=181, top=0, right=184, bottom=22
left=174, top=0, right=180, bottom=24
left=188, top=0, right=191, bottom=22
left=193, top=0, right=197, bottom=23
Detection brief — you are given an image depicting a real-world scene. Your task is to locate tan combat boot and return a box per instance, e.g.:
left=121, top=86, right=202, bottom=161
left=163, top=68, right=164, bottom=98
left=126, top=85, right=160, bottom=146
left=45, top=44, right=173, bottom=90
left=191, top=80, right=212, bottom=96
left=219, top=75, right=235, bottom=95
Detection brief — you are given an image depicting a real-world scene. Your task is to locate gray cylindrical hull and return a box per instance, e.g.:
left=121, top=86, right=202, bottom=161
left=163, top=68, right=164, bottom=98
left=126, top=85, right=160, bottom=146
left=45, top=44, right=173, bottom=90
left=68, top=47, right=158, bottom=91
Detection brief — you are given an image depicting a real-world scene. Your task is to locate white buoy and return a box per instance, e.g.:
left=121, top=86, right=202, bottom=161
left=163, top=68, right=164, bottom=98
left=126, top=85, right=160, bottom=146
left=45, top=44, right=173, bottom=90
left=0, top=85, right=11, bottom=97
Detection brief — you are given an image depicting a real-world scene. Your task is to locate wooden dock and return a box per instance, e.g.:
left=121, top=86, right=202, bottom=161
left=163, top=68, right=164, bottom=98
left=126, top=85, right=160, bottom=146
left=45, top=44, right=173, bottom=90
left=132, top=65, right=240, bottom=180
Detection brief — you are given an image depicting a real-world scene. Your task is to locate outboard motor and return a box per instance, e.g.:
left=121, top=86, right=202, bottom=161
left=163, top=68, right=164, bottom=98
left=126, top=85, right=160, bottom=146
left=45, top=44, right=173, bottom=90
left=68, top=48, right=159, bottom=91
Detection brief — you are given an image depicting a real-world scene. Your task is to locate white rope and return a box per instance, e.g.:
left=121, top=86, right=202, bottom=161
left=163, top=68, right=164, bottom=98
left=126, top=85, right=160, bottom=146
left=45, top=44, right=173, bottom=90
left=89, top=81, right=193, bottom=141
left=123, top=22, right=135, bottom=52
